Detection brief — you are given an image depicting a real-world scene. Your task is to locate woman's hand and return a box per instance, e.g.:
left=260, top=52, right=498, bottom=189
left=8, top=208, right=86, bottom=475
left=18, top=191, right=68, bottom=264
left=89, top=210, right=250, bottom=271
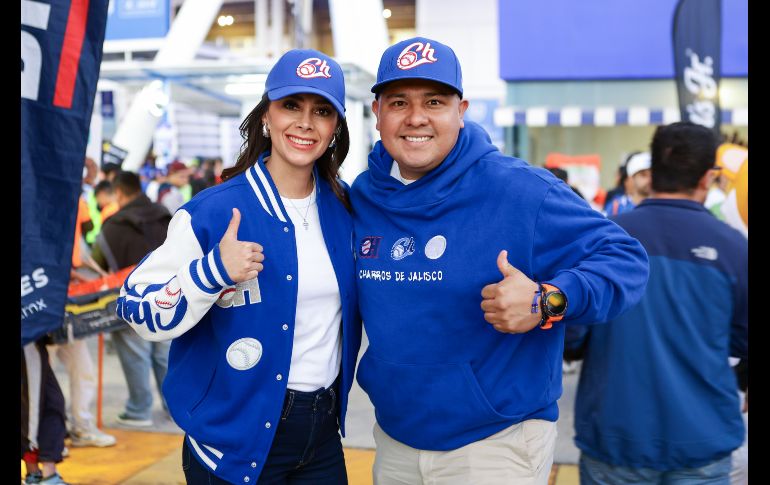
left=219, top=208, right=265, bottom=283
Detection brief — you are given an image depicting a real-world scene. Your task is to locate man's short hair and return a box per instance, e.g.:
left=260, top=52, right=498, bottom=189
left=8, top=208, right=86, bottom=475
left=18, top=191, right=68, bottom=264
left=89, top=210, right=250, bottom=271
left=101, top=162, right=121, bottom=174
left=112, top=171, right=142, bottom=197
left=547, top=167, right=569, bottom=183
left=94, top=180, right=113, bottom=196
left=650, top=122, right=717, bottom=193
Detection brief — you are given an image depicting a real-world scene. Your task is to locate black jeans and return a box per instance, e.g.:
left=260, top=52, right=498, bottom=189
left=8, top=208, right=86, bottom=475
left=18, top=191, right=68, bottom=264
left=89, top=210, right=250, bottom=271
left=183, top=377, right=347, bottom=484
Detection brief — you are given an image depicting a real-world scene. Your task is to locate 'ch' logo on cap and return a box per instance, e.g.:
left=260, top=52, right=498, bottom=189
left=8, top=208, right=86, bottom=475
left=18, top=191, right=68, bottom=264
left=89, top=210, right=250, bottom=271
left=396, top=42, right=437, bottom=70
left=296, top=58, right=332, bottom=79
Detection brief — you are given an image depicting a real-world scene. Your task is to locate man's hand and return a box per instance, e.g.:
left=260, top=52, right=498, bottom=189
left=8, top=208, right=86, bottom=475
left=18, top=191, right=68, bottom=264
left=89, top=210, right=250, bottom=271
left=480, top=250, right=541, bottom=334
left=743, top=388, right=748, bottom=413
left=70, top=269, right=89, bottom=283
left=219, top=208, right=265, bottom=283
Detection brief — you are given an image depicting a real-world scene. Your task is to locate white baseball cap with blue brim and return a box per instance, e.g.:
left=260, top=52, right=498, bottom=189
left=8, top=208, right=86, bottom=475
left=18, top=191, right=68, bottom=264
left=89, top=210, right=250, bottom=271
left=265, top=49, right=346, bottom=118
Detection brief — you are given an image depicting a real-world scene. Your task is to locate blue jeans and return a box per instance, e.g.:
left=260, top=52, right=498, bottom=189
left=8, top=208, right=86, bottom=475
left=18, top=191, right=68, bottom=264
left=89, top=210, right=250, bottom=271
left=182, top=377, right=347, bottom=484
left=110, top=327, right=170, bottom=420
left=580, top=453, right=732, bottom=485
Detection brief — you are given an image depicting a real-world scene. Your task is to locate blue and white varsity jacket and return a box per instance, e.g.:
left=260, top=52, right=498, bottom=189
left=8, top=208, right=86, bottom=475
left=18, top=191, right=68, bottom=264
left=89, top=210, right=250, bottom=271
left=351, top=121, right=649, bottom=451
left=116, top=153, right=361, bottom=484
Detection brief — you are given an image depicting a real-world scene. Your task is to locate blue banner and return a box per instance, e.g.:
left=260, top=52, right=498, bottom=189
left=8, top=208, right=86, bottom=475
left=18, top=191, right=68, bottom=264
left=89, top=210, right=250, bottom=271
left=105, top=0, right=169, bottom=40
left=498, top=0, right=746, bottom=81
left=21, top=0, right=109, bottom=346
left=673, top=0, right=722, bottom=135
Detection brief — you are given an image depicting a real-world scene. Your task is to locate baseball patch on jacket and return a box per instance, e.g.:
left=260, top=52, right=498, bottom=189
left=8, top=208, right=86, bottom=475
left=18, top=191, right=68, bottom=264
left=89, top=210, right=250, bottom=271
left=155, top=278, right=182, bottom=309
left=391, top=237, right=416, bottom=260
left=226, top=338, right=263, bottom=370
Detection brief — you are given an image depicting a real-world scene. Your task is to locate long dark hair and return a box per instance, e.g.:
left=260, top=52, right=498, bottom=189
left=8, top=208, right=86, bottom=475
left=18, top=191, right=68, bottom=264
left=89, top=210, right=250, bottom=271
left=221, top=94, right=351, bottom=211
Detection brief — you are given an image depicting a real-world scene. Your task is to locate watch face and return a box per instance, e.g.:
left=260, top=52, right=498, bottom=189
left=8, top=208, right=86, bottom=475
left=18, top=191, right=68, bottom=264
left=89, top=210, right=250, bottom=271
left=545, top=291, right=567, bottom=315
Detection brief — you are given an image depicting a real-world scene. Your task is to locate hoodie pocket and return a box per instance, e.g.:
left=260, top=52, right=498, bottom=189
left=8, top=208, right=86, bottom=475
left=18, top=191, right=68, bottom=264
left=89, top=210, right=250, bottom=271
left=357, top=352, right=513, bottom=450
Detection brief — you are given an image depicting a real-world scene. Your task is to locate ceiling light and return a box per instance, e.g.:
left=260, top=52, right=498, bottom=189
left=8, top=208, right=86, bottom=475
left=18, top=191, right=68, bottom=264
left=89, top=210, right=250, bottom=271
left=217, top=15, right=234, bottom=27
left=382, top=8, right=392, bottom=19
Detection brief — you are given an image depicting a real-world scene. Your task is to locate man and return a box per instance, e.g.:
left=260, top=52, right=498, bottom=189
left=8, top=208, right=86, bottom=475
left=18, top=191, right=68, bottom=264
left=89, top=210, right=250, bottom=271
left=604, top=151, right=651, bottom=216
left=566, top=122, right=747, bottom=483
left=145, top=160, right=190, bottom=214
left=93, top=180, right=119, bottom=222
left=350, top=37, right=649, bottom=484
left=604, top=157, right=629, bottom=208
left=547, top=167, right=585, bottom=200
left=48, top=166, right=117, bottom=450
left=100, top=161, right=121, bottom=183
left=92, top=171, right=172, bottom=427
left=22, top=339, right=70, bottom=484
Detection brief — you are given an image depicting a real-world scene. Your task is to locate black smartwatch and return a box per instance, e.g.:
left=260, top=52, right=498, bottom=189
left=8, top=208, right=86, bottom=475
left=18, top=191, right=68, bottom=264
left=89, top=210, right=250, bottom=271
left=538, top=283, right=567, bottom=329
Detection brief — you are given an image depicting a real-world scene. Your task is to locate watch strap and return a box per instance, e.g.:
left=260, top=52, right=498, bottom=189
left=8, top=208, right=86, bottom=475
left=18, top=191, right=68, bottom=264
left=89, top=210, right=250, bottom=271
left=538, top=283, right=565, bottom=330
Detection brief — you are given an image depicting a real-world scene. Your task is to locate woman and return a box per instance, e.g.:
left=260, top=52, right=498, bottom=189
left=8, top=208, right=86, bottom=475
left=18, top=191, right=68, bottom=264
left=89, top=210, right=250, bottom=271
left=115, top=49, right=361, bottom=484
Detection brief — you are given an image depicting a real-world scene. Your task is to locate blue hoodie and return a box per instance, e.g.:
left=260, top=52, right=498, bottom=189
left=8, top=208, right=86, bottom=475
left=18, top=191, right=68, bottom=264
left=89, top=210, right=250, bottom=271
left=350, top=121, right=649, bottom=451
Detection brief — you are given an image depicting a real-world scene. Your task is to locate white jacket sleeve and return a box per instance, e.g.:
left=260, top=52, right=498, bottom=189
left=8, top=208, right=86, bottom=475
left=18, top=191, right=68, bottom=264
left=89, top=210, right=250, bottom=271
left=115, top=209, right=235, bottom=342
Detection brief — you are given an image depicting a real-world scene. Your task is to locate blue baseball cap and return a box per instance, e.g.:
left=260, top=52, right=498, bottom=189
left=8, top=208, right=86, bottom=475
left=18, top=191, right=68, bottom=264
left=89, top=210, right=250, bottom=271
left=371, top=37, right=463, bottom=97
left=265, top=49, right=346, bottom=118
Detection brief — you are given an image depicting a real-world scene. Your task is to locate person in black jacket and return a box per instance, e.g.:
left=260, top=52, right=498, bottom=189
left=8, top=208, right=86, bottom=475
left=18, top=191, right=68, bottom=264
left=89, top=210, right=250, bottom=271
left=92, top=171, right=173, bottom=428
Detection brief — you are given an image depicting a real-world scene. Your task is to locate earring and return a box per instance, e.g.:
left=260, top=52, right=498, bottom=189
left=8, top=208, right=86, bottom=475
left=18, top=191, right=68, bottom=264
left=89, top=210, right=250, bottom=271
left=329, top=127, right=341, bottom=148
left=262, top=125, right=270, bottom=138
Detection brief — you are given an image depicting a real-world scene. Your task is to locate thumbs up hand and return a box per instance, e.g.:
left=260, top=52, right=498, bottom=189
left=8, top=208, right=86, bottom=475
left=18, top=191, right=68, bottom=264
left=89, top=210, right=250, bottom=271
left=219, top=208, right=265, bottom=283
left=480, top=250, right=541, bottom=334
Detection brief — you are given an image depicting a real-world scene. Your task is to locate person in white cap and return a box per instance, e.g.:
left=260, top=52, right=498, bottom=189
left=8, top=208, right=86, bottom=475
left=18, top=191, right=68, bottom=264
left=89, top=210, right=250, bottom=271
left=606, top=151, right=652, bottom=216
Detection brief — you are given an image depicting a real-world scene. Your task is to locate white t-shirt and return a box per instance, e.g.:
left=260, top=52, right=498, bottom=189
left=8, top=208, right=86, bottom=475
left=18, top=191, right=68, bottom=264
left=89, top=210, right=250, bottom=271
left=390, top=161, right=418, bottom=185
left=280, top=188, right=342, bottom=391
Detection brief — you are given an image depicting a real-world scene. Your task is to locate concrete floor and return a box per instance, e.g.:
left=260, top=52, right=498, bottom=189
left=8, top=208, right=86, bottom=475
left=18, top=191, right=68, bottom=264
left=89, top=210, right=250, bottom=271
left=42, top=329, right=583, bottom=484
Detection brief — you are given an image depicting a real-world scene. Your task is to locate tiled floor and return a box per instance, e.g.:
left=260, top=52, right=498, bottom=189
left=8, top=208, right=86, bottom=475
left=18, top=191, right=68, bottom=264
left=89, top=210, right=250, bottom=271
left=22, top=428, right=580, bottom=484
left=27, top=332, right=583, bottom=484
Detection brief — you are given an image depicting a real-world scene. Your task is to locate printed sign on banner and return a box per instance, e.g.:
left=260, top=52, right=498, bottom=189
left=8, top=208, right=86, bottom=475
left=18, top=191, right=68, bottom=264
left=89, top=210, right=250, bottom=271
left=21, top=0, right=109, bottom=346
left=672, top=0, right=722, bottom=136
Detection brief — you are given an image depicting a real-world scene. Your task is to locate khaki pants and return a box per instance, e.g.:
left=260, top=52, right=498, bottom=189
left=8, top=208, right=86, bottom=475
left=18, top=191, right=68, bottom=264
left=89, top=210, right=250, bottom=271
left=373, top=419, right=557, bottom=485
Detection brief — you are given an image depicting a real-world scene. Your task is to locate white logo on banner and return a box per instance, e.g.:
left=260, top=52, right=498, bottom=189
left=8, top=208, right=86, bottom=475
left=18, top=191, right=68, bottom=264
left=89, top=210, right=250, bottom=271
left=683, top=49, right=718, bottom=128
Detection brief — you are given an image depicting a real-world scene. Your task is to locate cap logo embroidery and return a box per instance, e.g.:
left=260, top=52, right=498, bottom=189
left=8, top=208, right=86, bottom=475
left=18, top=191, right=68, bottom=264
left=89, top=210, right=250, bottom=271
left=296, top=57, right=332, bottom=79
left=396, top=42, right=437, bottom=70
